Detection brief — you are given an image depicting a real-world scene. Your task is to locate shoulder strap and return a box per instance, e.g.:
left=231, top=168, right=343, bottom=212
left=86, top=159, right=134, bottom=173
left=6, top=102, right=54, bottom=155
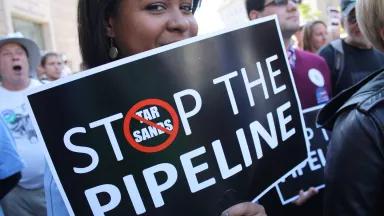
left=330, top=39, right=344, bottom=54
left=330, top=39, right=345, bottom=88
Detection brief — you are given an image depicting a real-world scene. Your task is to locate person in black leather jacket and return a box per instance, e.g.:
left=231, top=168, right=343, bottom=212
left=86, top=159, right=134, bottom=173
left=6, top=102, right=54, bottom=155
left=317, top=0, right=384, bottom=215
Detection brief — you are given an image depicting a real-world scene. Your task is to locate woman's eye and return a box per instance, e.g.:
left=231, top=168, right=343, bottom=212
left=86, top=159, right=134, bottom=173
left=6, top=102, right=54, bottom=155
left=180, top=4, right=193, bottom=13
left=146, top=3, right=166, bottom=12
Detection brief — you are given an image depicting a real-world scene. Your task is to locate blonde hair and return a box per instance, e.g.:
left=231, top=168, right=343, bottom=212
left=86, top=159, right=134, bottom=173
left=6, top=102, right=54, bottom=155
left=303, top=20, right=327, bottom=52
left=356, top=0, right=384, bottom=51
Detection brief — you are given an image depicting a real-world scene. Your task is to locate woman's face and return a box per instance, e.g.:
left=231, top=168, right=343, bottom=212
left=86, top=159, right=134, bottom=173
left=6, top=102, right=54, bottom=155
left=107, top=0, right=198, bottom=57
left=311, top=23, right=328, bottom=51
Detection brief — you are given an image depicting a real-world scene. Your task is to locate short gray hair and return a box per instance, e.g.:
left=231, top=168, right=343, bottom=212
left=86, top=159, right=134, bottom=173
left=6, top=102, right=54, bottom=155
left=356, top=0, right=384, bottom=51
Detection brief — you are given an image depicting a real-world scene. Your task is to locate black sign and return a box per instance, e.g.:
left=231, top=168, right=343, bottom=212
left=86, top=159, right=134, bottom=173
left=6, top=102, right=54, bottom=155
left=27, top=17, right=308, bottom=216
left=276, top=105, right=330, bottom=204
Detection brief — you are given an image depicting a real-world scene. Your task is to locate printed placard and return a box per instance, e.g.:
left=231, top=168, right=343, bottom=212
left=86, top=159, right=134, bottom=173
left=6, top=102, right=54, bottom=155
left=276, top=105, right=330, bottom=204
left=27, top=16, right=309, bottom=216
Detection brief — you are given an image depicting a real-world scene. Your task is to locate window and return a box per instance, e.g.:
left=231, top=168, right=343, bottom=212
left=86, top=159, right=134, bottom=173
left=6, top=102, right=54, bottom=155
left=12, top=17, right=45, bottom=50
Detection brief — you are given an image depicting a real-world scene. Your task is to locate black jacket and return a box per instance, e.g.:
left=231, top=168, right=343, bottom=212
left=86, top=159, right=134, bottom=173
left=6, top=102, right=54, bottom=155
left=317, top=69, right=384, bottom=216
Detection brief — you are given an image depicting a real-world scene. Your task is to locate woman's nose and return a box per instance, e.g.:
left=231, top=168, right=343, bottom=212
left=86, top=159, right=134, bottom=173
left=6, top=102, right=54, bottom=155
left=166, top=11, right=190, bottom=33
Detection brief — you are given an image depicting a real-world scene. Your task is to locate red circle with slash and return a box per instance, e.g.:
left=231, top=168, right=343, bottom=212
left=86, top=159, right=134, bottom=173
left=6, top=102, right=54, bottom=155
left=123, top=98, right=179, bottom=153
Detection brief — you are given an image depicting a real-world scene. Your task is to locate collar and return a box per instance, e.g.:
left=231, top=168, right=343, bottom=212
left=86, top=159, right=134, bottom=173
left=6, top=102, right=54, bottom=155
left=287, top=45, right=296, bottom=70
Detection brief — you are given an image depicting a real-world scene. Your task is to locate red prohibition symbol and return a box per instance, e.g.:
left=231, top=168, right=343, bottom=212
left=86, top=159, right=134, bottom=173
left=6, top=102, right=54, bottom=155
left=123, top=98, right=180, bottom=153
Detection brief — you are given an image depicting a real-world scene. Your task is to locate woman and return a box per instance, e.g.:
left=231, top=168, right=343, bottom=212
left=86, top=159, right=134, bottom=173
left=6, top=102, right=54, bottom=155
left=317, top=0, right=384, bottom=215
left=46, top=1, right=265, bottom=215
left=78, top=0, right=199, bottom=68
left=303, top=20, right=328, bottom=53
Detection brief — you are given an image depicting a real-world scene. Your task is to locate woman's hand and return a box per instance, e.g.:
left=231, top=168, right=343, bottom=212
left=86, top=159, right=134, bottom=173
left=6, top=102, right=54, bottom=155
left=221, top=202, right=267, bottom=216
left=293, top=187, right=319, bottom=206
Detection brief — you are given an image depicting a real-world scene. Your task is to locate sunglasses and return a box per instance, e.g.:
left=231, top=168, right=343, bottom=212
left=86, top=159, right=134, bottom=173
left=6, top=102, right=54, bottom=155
left=264, top=0, right=301, bottom=7
left=347, top=13, right=357, bottom=24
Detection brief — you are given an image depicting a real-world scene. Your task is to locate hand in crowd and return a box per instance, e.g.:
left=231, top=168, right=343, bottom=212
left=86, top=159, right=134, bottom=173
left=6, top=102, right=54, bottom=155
left=221, top=202, right=267, bottom=216
left=293, top=187, right=319, bottom=206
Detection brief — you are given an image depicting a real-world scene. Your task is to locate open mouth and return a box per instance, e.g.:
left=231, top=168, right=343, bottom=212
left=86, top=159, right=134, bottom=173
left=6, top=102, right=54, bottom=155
left=13, top=65, right=22, bottom=71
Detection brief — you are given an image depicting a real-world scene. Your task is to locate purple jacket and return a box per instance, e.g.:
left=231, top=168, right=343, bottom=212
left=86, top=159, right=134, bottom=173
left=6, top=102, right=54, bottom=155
left=292, top=49, right=332, bottom=109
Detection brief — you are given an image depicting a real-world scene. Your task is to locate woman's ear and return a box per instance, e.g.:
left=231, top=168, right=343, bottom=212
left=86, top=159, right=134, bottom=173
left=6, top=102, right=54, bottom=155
left=105, top=17, right=116, bottom=38
left=380, top=28, right=384, bottom=43
left=249, top=10, right=260, bottom=20
left=379, top=27, right=384, bottom=51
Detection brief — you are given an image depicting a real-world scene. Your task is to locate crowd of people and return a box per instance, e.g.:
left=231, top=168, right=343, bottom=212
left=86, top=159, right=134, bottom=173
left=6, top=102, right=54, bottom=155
left=0, top=0, right=383, bottom=215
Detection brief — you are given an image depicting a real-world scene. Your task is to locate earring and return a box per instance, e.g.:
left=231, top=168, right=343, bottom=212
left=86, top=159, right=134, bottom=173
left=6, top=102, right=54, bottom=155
left=109, top=38, right=118, bottom=59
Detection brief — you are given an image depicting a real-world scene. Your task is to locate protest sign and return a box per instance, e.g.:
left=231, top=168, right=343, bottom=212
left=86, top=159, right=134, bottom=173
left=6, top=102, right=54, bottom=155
left=276, top=105, right=330, bottom=204
left=257, top=105, right=330, bottom=216
left=27, top=16, right=309, bottom=216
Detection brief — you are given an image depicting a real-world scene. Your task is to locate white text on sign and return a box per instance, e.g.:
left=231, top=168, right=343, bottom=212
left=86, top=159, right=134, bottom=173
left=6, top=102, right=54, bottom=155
left=62, top=54, right=299, bottom=215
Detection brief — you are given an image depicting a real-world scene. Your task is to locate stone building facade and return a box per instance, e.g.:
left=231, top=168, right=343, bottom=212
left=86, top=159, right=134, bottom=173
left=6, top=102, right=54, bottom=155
left=0, top=0, right=81, bottom=71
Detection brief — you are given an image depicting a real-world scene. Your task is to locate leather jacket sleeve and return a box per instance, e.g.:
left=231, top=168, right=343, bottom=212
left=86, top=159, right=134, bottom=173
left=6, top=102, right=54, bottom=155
left=324, top=106, right=384, bottom=216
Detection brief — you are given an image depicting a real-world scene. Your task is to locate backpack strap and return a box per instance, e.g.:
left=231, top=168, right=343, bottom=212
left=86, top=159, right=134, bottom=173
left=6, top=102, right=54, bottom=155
left=330, top=39, right=345, bottom=89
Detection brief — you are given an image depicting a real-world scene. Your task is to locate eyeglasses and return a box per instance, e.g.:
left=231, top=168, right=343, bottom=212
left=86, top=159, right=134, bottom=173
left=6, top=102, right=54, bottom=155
left=347, top=12, right=357, bottom=24
left=264, top=0, right=301, bottom=7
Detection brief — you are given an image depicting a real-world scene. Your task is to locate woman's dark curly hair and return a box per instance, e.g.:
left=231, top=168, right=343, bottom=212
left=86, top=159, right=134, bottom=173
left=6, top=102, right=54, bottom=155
left=78, top=0, right=201, bottom=69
